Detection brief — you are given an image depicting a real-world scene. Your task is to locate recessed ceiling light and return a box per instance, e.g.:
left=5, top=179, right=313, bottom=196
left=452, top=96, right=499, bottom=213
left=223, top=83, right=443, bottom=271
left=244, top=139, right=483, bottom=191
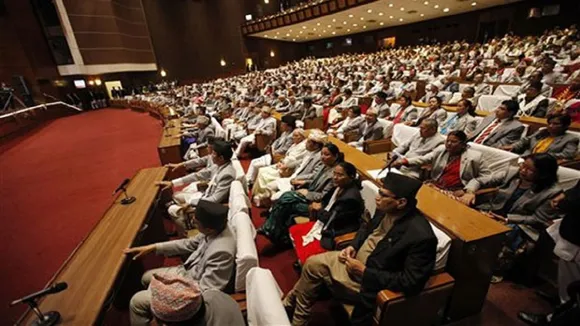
left=434, top=4, right=439, bottom=9
left=353, top=23, right=358, bottom=26
left=363, top=26, right=367, bottom=29
left=389, top=3, right=393, bottom=7
left=424, top=1, right=429, bottom=4
left=347, top=29, right=351, bottom=32
left=332, top=19, right=336, bottom=22
left=349, top=14, right=354, bottom=18
left=286, top=33, right=290, bottom=36
left=343, top=21, right=347, bottom=24
left=471, top=1, right=477, bottom=6
left=380, top=22, right=384, bottom=25
left=323, top=30, right=326, bottom=33
left=420, top=13, right=425, bottom=17
left=292, top=39, right=296, bottom=41
left=443, top=8, right=449, bottom=12
left=360, top=17, right=364, bottom=20
left=327, top=25, right=331, bottom=28
left=313, top=28, right=317, bottom=31
left=265, top=34, right=268, bottom=37
left=317, top=23, right=320, bottom=26
left=302, top=26, right=306, bottom=29
left=389, top=15, right=394, bottom=19
left=276, top=32, right=279, bottom=34
left=332, top=31, right=336, bottom=35
left=367, top=9, right=372, bottom=13
left=318, top=34, right=321, bottom=36
left=399, top=18, right=404, bottom=21
left=400, top=7, right=405, bottom=11
left=300, top=31, right=303, bottom=34
left=379, top=12, right=384, bottom=16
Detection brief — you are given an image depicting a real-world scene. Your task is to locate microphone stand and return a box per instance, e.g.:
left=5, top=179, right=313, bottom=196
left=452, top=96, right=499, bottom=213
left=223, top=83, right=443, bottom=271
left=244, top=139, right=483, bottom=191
left=23, top=299, right=60, bottom=326
left=120, top=187, right=136, bottom=205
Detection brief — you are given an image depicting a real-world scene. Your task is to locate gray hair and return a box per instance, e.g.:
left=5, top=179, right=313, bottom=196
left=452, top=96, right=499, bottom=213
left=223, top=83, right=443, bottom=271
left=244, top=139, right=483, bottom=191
left=422, top=118, right=439, bottom=130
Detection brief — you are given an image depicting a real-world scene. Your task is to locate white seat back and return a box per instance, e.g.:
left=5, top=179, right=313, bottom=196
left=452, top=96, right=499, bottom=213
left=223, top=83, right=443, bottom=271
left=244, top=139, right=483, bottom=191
left=313, top=104, right=324, bottom=117
left=360, top=181, right=451, bottom=270
left=458, top=83, right=472, bottom=92
left=439, top=91, right=453, bottom=103
left=477, top=94, right=511, bottom=112
left=492, top=84, right=519, bottom=97
left=211, top=117, right=226, bottom=138
left=232, top=212, right=258, bottom=292
left=231, top=159, right=249, bottom=193
left=467, top=142, right=519, bottom=171
left=392, top=123, right=419, bottom=147
left=378, top=118, right=394, bottom=139
left=558, top=166, right=580, bottom=191
left=568, top=130, right=580, bottom=155
left=228, top=180, right=250, bottom=221
left=246, top=267, right=291, bottom=326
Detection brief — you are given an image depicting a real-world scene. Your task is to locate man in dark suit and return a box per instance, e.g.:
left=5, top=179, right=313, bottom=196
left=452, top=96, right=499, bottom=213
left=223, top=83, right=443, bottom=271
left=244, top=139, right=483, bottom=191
left=283, top=173, right=437, bottom=326
left=468, top=99, right=525, bottom=148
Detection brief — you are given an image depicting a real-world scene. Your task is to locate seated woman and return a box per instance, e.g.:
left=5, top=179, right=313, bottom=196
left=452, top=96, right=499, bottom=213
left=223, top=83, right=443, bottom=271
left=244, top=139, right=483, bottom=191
left=257, top=143, right=344, bottom=247
left=252, top=156, right=300, bottom=206
left=393, top=130, right=491, bottom=194
left=501, top=112, right=579, bottom=161
left=439, top=99, right=478, bottom=135
left=408, top=96, right=448, bottom=127
left=459, top=154, right=562, bottom=282
left=288, top=162, right=364, bottom=266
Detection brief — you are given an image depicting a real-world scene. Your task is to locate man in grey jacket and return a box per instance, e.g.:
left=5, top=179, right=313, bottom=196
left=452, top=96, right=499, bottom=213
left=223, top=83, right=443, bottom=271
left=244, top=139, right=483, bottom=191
left=126, top=200, right=236, bottom=326
left=468, top=100, right=525, bottom=148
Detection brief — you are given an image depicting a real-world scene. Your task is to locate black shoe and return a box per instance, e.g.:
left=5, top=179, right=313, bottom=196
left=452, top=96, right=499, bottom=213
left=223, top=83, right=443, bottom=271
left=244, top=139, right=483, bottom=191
left=534, top=289, right=560, bottom=306
left=517, top=311, right=548, bottom=326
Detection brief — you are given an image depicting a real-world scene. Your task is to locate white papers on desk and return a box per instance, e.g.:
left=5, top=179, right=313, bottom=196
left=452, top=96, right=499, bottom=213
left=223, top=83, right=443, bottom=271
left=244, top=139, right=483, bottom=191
left=366, top=167, right=402, bottom=180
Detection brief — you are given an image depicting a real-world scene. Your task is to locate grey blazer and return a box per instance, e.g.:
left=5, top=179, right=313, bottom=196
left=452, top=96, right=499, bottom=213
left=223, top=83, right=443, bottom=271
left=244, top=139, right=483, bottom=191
left=341, top=115, right=365, bottom=133
left=416, top=107, right=448, bottom=126
left=254, top=116, right=277, bottom=136
left=197, top=126, right=215, bottom=145
left=476, top=167, right=562, bottom=237
left=294, top=150, right=323, bottom=181
left=469, top=115, right=525, bottom=148
left=511, top=129, right=579, bottom=160
left=406, top=145, right=491, bottom=192
left=390, top=105, right=418, bottom=122
left=441, top=113, right=478, bottom=135
left=303, top=164, right=336, bottom=202
left=155, top=227, right=236, bottom=291
left=358, top=120, right=384, bottom=141
left=394, top=133, right=446, bottom=159
left=183, top=155, right=213, bottom=170
left=271, top=131, right=294, bottom=154
left=202, top=162, right=236, bottom=204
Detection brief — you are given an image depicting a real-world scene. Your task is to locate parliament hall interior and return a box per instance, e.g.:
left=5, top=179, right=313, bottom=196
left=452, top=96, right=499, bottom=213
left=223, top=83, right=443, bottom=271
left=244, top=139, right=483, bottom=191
left=2, top=0, right=580, bottom=325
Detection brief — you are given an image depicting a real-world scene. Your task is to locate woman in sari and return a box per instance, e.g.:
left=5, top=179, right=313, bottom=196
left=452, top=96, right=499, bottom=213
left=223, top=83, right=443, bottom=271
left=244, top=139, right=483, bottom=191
left=257, top=143, right=344, bottom=247
left=288, top=162, right=364, bottom=266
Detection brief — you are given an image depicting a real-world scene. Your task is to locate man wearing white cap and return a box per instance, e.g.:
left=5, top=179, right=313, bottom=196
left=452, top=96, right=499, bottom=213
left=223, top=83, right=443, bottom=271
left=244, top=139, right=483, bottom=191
left=348, top=108, right=384, bottom=149
left=420, top=80, right=444, bottom=102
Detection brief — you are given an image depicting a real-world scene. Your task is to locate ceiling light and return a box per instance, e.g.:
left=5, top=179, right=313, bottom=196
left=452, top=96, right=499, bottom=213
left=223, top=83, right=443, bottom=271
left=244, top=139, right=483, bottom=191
left=379, top=12, right=384, bottom=16
left=360, top=17, right=364, bottom=20
left=434, top=4, right=439, bottom=9
left=471, top=1, right=477, bottom=6
left=318, top=34, right=321, bottom=37
left=420, top=13, right=425, bottom=17
left=332, top=19, right=336, bottom=22
left=245, top=14, right=252, bottom=21
left=323, top=30, right=326, bottom=32
left=327, top=25, right=331, bottom=28
left=347, top=29, right=351, bottom=32
left=286, top=33, right=290, bottom=37
left=343, top=21, right=347, bottom=24
left=302, top=26, right=306, bottom=29
left=399, top=18, right=404, bottom=21
left=270, top=50, right=275, bottom=57
left=380, top=22, right=384, bottom=25
left=300, top=31, right=303, bottom=34
left=317, top=23, right=320, bottom=26
left=424, top=1, right=429, bottom=4
left=353, top=23, right=358, bottom=26
left=313, top=28, right=317, bottom=31
left=363, top=26, right=367, bottom=29
left=389, top=15, right=394, bottom=19
left=349, top=14, right=354, bottom=18
left=276, top=32, right=279, bottom=34
left=389, top=3, right=393, bottom=7
left=220, top=59, right=226, bottom=67
left=292, top=39, right=296, bottom=41
left=264, top=34, right=268, bottom=37
left=443, top=8, right=449, bottom=12
left=264, top=0, right=269, bottom=3
left=367, top=9, right=372, bottom=13
left=332, top=31, right=336, bottom=35
left=400, top=7, right=405, bottom=11
left=289, top=29, right=292, bottom=32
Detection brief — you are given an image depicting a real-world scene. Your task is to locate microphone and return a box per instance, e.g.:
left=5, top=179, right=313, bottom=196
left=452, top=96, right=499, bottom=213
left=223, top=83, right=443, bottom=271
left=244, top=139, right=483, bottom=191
left=10, top=282, right=68, bottom=326
left=376, top=153, right=399, bottom=179
left=112, top=178, right=136, bottom=205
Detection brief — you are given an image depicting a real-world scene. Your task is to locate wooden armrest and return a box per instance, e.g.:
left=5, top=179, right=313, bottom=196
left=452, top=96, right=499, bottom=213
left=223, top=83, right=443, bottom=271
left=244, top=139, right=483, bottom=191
left=230, top=293, right=247, bottom=313
left=374, top=273, right=455, bottom=326
left=559, top=157, right=580, bottom=170
left=475, top=187, right=499, bottom=196
left=363, top=139, right=393, bottom=154
left=334, top=232, right=357, bottom=249
left=256, top=134, right=274, bottom=151
left=343, top=131, right=360, bottom=143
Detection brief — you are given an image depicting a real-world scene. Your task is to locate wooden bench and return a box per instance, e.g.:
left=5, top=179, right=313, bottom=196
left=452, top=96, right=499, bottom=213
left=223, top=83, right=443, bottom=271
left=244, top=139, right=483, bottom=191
left=20, top=167, right=168, bottom=325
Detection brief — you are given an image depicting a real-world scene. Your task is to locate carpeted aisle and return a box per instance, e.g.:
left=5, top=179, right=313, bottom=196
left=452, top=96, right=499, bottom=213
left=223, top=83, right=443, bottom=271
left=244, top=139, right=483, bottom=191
left=0, top=108, right=162, bottom=323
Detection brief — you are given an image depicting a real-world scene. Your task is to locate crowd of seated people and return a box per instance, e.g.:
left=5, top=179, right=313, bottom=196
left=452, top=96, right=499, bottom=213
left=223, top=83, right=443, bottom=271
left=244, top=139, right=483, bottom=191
left=112, top=24, right=580, bottom=326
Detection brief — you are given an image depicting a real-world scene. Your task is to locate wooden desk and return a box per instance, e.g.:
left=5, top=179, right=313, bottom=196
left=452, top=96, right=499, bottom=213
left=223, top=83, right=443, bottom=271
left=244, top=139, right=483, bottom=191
left=328, top=136, right=510, bottom=322
left=520, top=115, right=580, bottom=133
left=158, top=119, right=182, bottom=166
left=22, top=167, right=168, bottom=326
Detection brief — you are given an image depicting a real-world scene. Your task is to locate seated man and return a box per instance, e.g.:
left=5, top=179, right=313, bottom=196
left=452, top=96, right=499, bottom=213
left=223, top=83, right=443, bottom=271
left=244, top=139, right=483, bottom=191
left=447, top=86, right=475, bottom=105
left=181, top=115, right=215, bottom=160
left=299, top=97, right=319, bottom=121
left=126, top=200, right=236, bottom=325
left=420, top=81, right=444, bottom=103
left=147, top=274, right=244, bottom=326
left=392, top=119, right=445, bottom=178
left=234, top=106, right=277, bottom=157
left=468, top=100, right=525, bottom=148
left=327, top=106, right=364, bottom=140
left=157, top=140, right=235, bottom=230
left=516, top=81, right=550, bottom=118
left=246, top=115, right=298, bottom=184
left=283, top=173, right=437, bottom=326
left=328, top=89, right=357, bottom=125
left=371, top=91, right=391, bottom=119
left=472, top=73, right=492, bottom=100
left=349, top=108, right=384, bottom=148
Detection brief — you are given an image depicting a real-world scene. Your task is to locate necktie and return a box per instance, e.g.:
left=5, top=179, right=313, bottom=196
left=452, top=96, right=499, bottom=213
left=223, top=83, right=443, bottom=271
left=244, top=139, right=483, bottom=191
left=474, top=120, right=500, bottom=144
left=392, top=108, right=406, bottom=124
left=440, top=116, right=458, bottom=135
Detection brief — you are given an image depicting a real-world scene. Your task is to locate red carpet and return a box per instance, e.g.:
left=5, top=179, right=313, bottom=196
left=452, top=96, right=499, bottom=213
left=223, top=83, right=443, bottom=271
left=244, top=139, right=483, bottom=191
left=0, top=109, right=161, bottom=323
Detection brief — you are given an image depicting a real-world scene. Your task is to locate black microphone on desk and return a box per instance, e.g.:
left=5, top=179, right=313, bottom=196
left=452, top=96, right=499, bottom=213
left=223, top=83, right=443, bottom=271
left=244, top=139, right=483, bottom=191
left=112, top=178, right=136, bottom=205
left=376, top=153, right=399, bottom=179
left=10, top=282, right=68, bottom=326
